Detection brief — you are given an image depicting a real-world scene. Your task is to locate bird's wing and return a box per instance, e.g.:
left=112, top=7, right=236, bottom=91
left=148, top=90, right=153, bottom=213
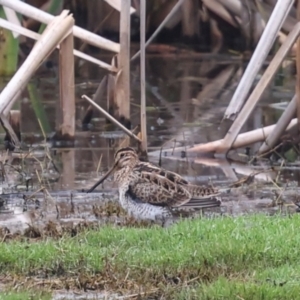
left=185, top=184, right=220, bottom=199
left=137, top=163, right=220, bottom=196
left=137, top=162, right=190, bottom=185
left=128, top=163, right=191, bottom=207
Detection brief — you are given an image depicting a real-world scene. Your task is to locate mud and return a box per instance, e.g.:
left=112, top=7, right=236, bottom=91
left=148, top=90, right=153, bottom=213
left=0, top=164, right=298, bottom=238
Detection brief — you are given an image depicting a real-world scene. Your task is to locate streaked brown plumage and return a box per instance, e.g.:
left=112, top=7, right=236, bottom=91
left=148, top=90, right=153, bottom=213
left=87, top=147, right=222, bottom=221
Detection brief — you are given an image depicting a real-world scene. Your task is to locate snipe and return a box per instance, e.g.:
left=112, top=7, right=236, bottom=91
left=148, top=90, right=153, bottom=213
left=87, top=147, right=222, bottom=222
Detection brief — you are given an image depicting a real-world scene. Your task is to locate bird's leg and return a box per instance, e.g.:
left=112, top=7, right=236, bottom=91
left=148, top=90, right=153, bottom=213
left=161, top=217, right=176, bottom=228
left=155, top=210, right=176, bottom=228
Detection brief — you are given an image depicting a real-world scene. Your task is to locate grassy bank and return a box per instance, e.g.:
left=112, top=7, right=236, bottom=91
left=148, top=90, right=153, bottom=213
left=0, top=291, right=50, bottom=300
left=0, top=214, right=300, bottom=299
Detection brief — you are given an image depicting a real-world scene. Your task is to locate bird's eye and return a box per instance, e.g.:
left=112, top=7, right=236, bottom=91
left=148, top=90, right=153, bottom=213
left=120, top=153, right=125, bottom=158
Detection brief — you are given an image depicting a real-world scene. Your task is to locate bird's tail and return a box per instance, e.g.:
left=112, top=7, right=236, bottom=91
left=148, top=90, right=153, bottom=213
left=181, top=196, right=222, bottom=209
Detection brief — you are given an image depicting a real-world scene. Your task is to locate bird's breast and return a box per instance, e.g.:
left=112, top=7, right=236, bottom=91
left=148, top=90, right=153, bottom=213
left=114, top=168, right=132, bottom=188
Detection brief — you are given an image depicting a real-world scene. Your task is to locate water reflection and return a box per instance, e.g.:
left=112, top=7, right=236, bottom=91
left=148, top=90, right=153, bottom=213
left=0, top=54, right=298, bottom=230
left=60, top=150, right=75, bottom=189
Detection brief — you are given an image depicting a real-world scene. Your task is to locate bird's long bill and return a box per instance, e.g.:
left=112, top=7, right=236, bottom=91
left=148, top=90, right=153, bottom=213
left=86, top=163, right=116, bottom=193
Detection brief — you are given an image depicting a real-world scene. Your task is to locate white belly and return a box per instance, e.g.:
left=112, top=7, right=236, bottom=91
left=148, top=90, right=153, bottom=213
left=119, top=193, right=171, bottom=221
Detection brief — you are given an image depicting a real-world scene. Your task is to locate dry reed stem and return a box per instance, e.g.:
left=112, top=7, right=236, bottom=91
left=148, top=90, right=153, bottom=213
left=104, top=0, right=136, bottom=14
left=0, top=114, right=20, bottom=147
left=258, top=95, right=297, bottom=154
left=223, top=0, right=294, bottom=120
left=37, top=118, right=57, bottom=173
left=96, top=154, right=103, bottom=174
left=34, top=119, right=60, bottom=189
left=163, top=118, right=298, bottom=154
left=0, top=12, right=74, bottom=114
left=32, top=155, right=57, bottom=206
left=140, top=0, right=147, bottom=154
left=219, top=22, right=300, bottom=153
left=3, top=6, right=21, bottom=38
left=82, top=94, right=142, bottom=143
left=78, top=8, right=114, bottom=54
left=182, top=0, right=199, bottom=37
left=0, top=18, right=116, bottom=72
left=61, top=150, right=75, bottom=189
left=115, top=0, right=131, bottom=126
left=250, top=142, right=283, bottom=163
left=0, top=0, right=120, bottom=53
left=4, top=92, right=23, bottom=121
left=94, top=76, right=108, bottom=103
left=25, top=187, right=45, bottom=201
left=131, top=0, right=186, bottom=61
left=275, top=159, right=285, bottom=184
left=59, top=25, right=75, bottom=138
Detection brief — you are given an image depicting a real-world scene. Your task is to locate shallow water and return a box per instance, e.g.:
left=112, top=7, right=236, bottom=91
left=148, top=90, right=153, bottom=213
left=0, top=54, right=299, bottom=233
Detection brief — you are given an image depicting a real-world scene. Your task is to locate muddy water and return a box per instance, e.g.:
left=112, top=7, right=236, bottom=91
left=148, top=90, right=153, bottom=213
left=0, top=54, right=299, bottom=234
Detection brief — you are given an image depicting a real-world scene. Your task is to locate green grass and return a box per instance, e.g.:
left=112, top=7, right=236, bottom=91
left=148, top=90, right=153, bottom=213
left=0, top=291, right=50, bottom=300
left=176, top=276, right=300, bottom=300
left=1, top=214, right=300, bottom=298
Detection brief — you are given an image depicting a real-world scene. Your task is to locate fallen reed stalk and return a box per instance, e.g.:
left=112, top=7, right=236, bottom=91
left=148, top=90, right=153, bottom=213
left=187, top=118, right=297, bottom=154
left=3, top=6, right=21, bottom=38
left=218, top=21, right=300, bottom=153
left=82, top=94, right=142, bottom=143
left=0, top=0, right=120, bottom=53
left=223, top=0, right=294, bottom=121
left=82, top=76, right=108, bottom=128
left=258, top=95, right=297, bottom=154
left=3, top=90, right=21, bottom=116
left=0, top=12, right=74, bottom=114
left=0, top=17, right=116, bottom=72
